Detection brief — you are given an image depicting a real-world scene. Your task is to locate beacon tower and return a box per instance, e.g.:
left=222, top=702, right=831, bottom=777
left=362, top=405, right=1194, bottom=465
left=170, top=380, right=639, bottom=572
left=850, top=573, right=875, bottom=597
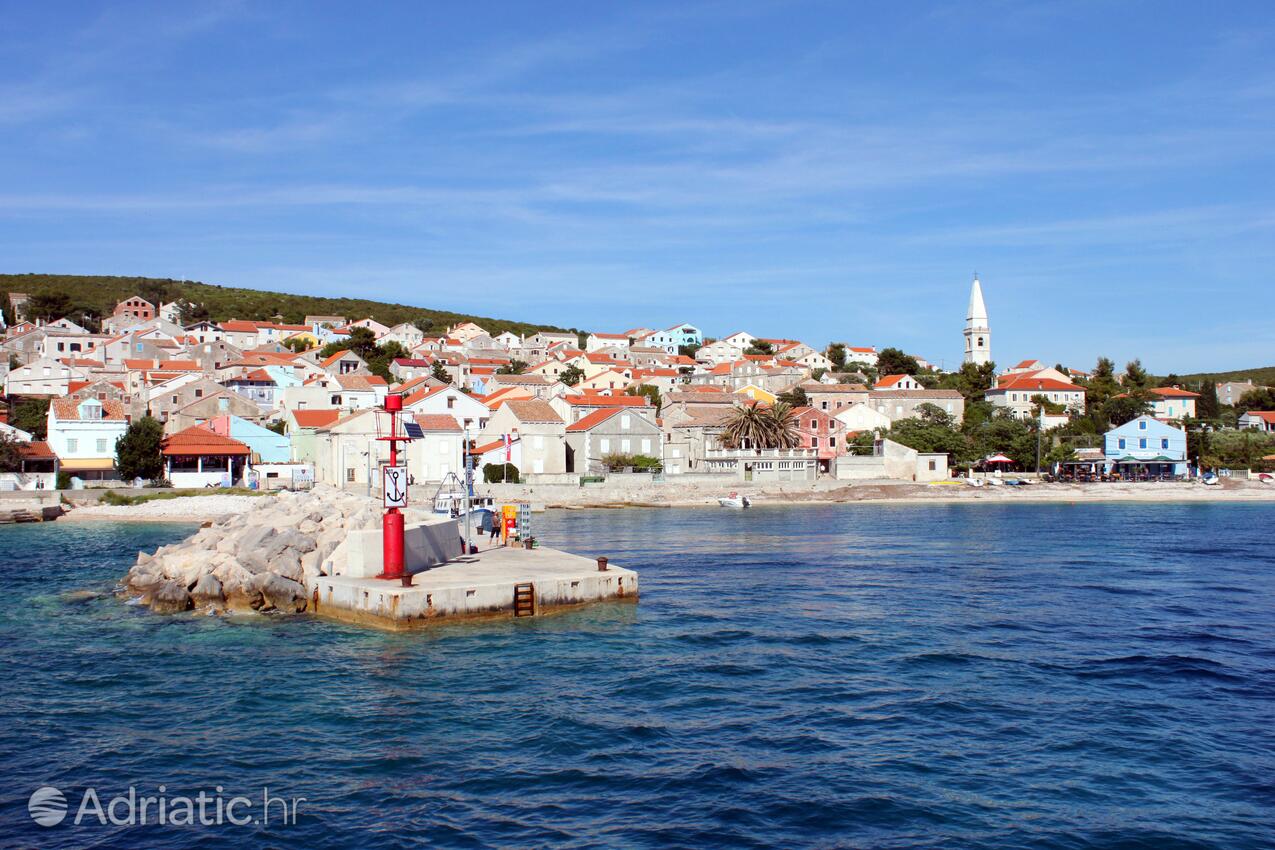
left=964, top=275, right=991, bottom=365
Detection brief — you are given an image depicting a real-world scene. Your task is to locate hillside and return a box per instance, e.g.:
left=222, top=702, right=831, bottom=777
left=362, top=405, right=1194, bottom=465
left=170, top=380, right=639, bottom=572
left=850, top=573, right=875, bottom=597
left=1156, top=366, right=1275, bottom=386
left=0, top=274, right=574, bottom=338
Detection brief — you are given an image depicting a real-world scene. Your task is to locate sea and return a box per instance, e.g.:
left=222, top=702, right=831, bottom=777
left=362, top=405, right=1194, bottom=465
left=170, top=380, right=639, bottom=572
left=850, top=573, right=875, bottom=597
left=1, top=503, right=1273, bottom=849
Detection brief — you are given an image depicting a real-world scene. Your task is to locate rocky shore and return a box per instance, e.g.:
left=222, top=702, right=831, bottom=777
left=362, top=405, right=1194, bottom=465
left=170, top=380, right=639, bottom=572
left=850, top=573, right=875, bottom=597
left=121, top=486, right=397, bottom=616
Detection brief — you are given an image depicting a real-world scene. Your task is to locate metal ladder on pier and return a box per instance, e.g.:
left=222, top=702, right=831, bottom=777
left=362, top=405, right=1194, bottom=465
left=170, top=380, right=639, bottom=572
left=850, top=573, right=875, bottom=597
left=513, top=583, right=536, bottom=617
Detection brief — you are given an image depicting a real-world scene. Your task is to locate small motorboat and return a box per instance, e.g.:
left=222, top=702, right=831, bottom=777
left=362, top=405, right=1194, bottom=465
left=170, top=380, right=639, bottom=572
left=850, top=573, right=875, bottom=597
left=1201, top=472, right=1220, bottom=486
left=718, top=492, right=751, bottom=509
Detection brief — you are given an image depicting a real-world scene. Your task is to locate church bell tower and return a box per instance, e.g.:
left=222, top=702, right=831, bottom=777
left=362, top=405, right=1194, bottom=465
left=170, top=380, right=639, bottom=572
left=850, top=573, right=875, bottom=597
left=964, top=274, right=991, bottom=365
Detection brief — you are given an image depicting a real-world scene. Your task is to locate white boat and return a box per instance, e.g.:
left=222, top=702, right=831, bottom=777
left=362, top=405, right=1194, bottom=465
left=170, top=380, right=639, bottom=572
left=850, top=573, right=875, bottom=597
left=717, top=492, right=751, bottom=509
left=432, top=472, right=494, bottom=517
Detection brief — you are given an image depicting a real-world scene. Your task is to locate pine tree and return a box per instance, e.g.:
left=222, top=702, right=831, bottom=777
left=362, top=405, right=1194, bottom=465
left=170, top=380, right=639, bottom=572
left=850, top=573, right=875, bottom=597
left=115, top=416, right=165, bottom=482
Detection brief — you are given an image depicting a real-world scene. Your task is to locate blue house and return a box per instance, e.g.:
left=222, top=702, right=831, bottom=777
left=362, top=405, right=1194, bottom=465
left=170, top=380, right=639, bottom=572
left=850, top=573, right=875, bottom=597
left=665, top=323, right=703, bottom=349
left=209, top=414, right=292, bottom=463
left=1104, top=415, right=1188, bottom=478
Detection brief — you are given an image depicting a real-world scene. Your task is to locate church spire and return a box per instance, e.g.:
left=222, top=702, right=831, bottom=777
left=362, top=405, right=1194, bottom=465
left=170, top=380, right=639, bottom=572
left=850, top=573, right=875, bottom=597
left=963, top=274, right=991, bottom=365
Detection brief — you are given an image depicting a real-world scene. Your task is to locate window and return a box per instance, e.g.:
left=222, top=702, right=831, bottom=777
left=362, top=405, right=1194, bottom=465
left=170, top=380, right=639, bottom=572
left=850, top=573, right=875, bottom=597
left=1139, top=420, right=1147, bottom=430
left=830, top=436, right=837, bottom=447
left=194, top=389, right=203, bottom=398
left=67, top=439, right=78, bottom=452
left=599, top=438, right=610, bottom=453
left=641, top=438, right=651, bottom=453
left=447, top=397, right=455, bottom=409
left=1161, top=438, right=1169, bottom=449
left=347, top=468, right=356, bottom=482
left=929, top=459, right=937, bottom=471
left=1139, top=438, right=1147, bottom=449
left=96, top=439, right=107, bottom=453
left=1118, top=438, right=1126, bottom=449
left=810, top=419, right=817, bottom=428
left=812, top=437, right=820, bottom=448
left=672, top=448, right=681, bottom=458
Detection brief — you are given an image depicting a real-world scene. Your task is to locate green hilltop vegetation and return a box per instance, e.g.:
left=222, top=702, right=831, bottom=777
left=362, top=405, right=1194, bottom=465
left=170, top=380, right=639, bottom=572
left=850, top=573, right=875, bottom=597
left=0, top=273, right=575, bottom=338
left=1154, top=365, right=1275, bottom=387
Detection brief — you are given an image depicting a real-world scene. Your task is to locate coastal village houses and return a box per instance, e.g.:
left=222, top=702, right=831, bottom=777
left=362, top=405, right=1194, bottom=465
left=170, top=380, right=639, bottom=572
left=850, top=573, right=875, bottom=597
left=4, top=284, right=1259, bottom=490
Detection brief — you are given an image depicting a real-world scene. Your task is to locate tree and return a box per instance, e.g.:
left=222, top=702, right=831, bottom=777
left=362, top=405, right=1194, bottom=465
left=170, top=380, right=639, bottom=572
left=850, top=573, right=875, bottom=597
left=560, top=364, right=585, bottom=387
left=115, top=416, right=165, bottom=482
left=678, top=343, right=701, bottom=358
left=876, top=347, right=921, bottom=376
left=627, top=384, right=661, bottom=412
left=720, top=401, right=799, bottom=450
left=826, top=343, right=847, bottom=369
left=937, top=361, right=997, bottom=401
left=483, top=462, right=519, bottom=484
left=431, top=362, right=453, bottom=384
left=777, top=385, right=808, bottom=407
left=1236, top=386, right=1275, bottom=415
left=1196, top=381, right=1220, bottom=420
left=176, top=299, right=210, bottom=324
left=497, top=359, right=528, bottom=375
left=266, top=420, right=288, bottom=435
left=1104, top=391, right=1152, bottom=427
left=26, top=292, right=74, bottom=322
left=1123, top=359, right=1151, bottom=390
left=0, top=431, right=23, bottom=473
left=9, top=398, right=50, bottom=440
left=364, top=341, right=408, bottom=381
left=283, top=337, right=313, bottom=353
left=744, top=339, right=774, bottom=356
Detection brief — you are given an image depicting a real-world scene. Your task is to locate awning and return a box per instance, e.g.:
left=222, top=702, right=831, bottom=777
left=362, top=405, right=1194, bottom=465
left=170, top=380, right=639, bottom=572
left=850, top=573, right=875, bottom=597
left=984, top=454, right=1013, bottom=463
left=1111, top=455, right=1178, bottom=464
left=57, top=457, right=116, bottom=471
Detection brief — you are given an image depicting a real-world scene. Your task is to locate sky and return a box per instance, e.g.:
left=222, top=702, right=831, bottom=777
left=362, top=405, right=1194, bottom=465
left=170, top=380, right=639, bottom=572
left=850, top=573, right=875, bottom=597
left=1, top=1, right=1273, bottom=372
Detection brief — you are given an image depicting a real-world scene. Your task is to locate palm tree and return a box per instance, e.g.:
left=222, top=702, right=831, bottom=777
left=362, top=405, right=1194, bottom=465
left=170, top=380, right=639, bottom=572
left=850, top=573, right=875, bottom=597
left=767, top=402, right=800, bottom=449
left=721, top=401, right=801, bottom=450
left=721, top=402, right=771, bottom=449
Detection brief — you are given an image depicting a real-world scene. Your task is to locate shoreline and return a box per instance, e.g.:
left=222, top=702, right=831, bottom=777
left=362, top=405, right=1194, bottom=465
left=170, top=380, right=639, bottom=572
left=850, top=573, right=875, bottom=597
left=53, top=480, right=1275, bottom=522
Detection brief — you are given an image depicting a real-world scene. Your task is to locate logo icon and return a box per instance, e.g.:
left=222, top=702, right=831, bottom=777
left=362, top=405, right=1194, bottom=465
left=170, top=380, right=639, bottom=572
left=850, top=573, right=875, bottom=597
left=28, top=786, right=68, bottom=827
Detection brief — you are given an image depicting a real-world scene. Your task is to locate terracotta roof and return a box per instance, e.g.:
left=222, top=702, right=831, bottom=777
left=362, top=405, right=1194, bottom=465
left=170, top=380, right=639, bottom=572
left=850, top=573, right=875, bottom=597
left=665, top=391, right=734, bottom=404
left=412, top=413, right=462, bottom=432
left=219, top=320, right=261, bottom=332
left=161, top=426, right=250, bottom=456
left=992, top=376, right=1083, bottom=393
left=490, top=374, right=553, bottom=385
left=291, top=409, right=342, bottom=428
left=803, top=383, right=868, bottom=393
left=403, top=385, right=449, bottom=406
left=393, top=358, right=433, bottom=367
left=590, top=332, right=630, bottom=340
left=673, top=405, right=734, bottom=426
left=874, top=374, right=911, bottom=388
left=18, top=441, right=55, bottom=460
left=231, top=369, right=274, bottom=383
left=867, top=389, right=964, bottom=399
left=568, top=407, right=635, bottom=431
left=52, top=398, right=126, bottom=421
left=563, top=394, right=649, bottom=407
left=322, top=351, right=360, bottom=367
left=1243, top=411, right=1275, bottom=424
left=504, top=399, right=563, bottom=423
left=847, top=346, right=876, bottom=353
left=335, top=374, right=387, bottom=390
left=1150, top=386, right=1201, bottom=398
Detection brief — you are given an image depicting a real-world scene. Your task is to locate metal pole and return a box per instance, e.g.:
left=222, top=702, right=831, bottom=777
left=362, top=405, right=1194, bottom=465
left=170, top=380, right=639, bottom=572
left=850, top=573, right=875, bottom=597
left=463, top=427, right=471, bottom=552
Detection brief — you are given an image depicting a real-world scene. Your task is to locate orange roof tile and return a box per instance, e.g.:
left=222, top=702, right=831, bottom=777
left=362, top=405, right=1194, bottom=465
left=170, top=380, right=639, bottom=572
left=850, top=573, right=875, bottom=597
left=161, top=426, right=250, bottom=456
left=292, top=409, right=342, bottom=428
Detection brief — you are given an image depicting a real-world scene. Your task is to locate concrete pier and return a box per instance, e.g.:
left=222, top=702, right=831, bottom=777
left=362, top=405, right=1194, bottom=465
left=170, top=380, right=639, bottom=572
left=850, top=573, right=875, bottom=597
left=311, top=543, right=638, bottom=630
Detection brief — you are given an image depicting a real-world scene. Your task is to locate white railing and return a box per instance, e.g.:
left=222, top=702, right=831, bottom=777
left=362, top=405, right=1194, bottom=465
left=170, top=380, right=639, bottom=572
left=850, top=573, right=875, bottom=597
left=704, top=447, right=818, bottom=459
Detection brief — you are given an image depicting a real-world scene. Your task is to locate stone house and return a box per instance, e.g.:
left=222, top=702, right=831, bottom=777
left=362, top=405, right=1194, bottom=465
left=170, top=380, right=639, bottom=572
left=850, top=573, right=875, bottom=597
left=565, top=407, right=663, bottom=474
left=869, top=389, right=966, bottom=424
left=480, top=399, right=567, bottom=476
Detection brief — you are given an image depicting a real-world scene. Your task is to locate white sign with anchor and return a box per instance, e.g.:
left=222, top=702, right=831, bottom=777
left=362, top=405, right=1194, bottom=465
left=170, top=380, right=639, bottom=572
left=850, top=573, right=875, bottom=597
left=382, top=465, right=409, bottom=508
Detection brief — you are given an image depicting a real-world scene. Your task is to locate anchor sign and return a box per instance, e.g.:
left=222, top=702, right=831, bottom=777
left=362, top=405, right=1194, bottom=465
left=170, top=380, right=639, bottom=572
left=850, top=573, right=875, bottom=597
left=383, top=465, right=409, bottom=507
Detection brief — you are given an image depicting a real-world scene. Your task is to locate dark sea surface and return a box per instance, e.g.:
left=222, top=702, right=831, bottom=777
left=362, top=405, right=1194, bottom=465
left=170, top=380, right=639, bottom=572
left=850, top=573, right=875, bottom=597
left=1, top=504, right=1273, bottom=849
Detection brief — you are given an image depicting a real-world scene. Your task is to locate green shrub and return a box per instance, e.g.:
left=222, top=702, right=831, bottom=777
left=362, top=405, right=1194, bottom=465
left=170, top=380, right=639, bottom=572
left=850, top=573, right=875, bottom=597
left=483, top=463, right=519, bottom=484
left=600, top=453, right=662, bottom=471
left=56, top=471, right=71, bottom=490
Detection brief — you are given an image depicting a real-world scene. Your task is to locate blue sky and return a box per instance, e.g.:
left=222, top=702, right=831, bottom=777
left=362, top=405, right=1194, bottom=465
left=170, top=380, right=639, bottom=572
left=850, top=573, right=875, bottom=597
left=2, top=1, right=1273, bottom=372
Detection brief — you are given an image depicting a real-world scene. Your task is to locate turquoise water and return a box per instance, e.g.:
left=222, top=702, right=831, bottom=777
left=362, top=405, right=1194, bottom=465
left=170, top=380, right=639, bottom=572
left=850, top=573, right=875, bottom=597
left=1, top=505, right=1274, bottom=848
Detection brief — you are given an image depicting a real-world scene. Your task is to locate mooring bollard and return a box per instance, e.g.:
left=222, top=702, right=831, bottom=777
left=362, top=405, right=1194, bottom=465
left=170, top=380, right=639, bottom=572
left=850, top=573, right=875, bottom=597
left=596, top=556, right=609, bottom=572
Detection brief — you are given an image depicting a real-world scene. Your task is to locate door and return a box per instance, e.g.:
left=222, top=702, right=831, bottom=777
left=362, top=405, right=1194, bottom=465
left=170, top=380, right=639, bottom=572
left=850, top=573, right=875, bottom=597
left=744, top=463, right=753, bottom=482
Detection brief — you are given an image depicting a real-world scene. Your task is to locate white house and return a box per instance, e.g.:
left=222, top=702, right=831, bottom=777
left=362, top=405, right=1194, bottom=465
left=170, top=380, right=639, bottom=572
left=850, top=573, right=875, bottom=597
left=47, top=396, right=129, bottom=482
left=6, top=357, right=90, bottom=397
left=402, top=384, right=491, bottom=432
